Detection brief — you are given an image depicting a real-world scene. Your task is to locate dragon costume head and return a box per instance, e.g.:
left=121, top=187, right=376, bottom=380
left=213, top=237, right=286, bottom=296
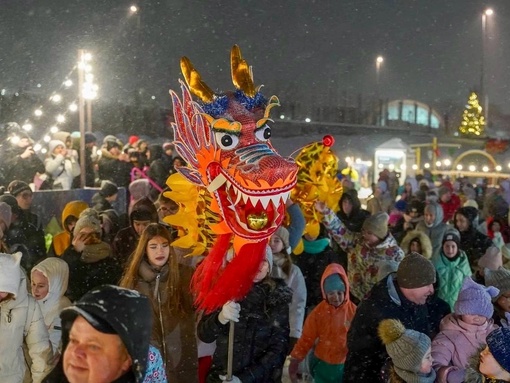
left=169, top=45, right=298, bottom=312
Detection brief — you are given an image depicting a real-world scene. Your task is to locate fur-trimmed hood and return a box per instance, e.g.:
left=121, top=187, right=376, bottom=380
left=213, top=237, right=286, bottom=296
left=400, top=230, right=433, bottom=259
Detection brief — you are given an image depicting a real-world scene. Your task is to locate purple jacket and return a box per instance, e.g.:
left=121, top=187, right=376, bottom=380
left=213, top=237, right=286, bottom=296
left=431, top=313, right=497, bottom=383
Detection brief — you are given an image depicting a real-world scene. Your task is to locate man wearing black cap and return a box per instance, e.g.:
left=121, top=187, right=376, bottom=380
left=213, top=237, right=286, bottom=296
left=43, top=285, right=152, bottom=383
left=343, top=252, right=450, bottom=382
left=83, top=132, right=98, bottom=187
left=98, top=136, right=132, bottom=188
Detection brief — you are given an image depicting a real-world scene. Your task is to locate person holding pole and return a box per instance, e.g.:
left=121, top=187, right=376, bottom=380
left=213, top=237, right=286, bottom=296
left=197, top=246, right=292, bottom=383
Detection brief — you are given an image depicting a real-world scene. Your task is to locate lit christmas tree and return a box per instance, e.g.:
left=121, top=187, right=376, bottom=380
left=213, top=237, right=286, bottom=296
left=458, top=92, right=485, bottom=136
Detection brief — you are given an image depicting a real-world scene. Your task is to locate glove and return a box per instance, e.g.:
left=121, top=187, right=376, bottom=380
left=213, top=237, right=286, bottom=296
left=288, top=358, right=301, bottom=383
left=219, top=374, right=241, bottom=383
left=447, top=368, right=466, bottom=383
left=218, top=301, right=241, bottom=325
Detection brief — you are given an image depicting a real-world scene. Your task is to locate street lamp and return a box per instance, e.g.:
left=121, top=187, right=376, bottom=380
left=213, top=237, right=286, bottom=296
left=376, top=56, right=384, bottom=88
left=481, top=8, right=493, bottom=124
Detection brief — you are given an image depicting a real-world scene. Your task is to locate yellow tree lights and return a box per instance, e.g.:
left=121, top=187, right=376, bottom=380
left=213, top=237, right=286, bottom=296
left=458, top=92, right=485, bottom=137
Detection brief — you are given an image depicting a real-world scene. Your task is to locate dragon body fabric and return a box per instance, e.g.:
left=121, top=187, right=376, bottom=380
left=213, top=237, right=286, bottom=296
left=169, top=45, right=298, bottom=313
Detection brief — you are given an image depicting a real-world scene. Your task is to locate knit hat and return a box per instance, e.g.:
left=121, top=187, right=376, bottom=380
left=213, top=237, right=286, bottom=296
left=395, top=199, right=407, bottom=212
left=323, top=274, right=346, bottom=293
left=378, top=319, right=432, bottom=374
left=0, top=252, right=22, bottom=297
left=0, top=202, right=12, bottom=228
left=377, top=180, right=388, bottom=193
left=48, top=139, right=65, bottom=154
left=362, top=212, right=389, bottom=239
left=442, top=228, right=461, bottom=247
left=73, top=208, right=102, bottom=236
left=397, top=252, right=436, bottom=288
left=129, top=179, right=151, bottom=201
left=454, top=276, right=499, bottom=318
left=128, top=135, right=140, bottom=146
left=487, top=327, right=510, bottom=373
left=274, top=226, right=291, bottom=254
left=485, top=267, right=510, bottom=302
left=7, top=180, right=32, bottom=197
left=100, top=180, right=118, bottom=198
left=103, top=135, right=122, bottom=150
left=84, top=132, right=97, bottom=144
left=60, top=285, right=152, bottom=383
left=478, top=246, right=503, bottom=271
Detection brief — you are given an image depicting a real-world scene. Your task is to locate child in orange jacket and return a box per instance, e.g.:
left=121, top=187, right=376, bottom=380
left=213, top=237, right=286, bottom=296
left=288, top=263, right=357, bottom=383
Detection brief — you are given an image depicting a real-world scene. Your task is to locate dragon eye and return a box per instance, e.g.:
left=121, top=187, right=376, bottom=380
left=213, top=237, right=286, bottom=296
left=214, top=132, right=239, bottom=150
left=255, top=125, right=271, bottom=142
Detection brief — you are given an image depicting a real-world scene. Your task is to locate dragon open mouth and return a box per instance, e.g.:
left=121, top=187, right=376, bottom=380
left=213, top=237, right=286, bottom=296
left=207, top=165, right=295, bottom=240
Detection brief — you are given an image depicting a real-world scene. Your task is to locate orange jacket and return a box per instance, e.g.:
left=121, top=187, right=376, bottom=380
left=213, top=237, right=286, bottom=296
left=52, top=200, right=88, bottom=256
left=290, top=263, right=357, bottom=365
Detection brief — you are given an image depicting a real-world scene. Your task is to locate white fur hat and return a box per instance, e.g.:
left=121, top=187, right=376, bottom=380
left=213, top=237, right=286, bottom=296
left=0, top=252, right=22, bottom=297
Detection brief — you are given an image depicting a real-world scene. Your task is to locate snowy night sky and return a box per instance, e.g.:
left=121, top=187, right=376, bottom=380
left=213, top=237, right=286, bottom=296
left=1, top=0, right=509, bottom=113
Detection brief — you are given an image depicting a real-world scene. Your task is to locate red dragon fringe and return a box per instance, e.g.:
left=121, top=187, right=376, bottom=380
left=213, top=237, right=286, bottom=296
left=191, top=234, right=267, bottom=314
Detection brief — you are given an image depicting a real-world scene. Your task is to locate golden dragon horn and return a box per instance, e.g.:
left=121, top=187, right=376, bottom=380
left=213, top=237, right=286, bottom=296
left=180, top=56, right=215, bottom=103
left=231, top=45, right=257, bottom=97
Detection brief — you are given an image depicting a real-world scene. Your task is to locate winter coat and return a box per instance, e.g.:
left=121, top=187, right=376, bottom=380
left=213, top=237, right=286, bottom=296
left=337, top=189, right=371, bottom=233
left=293, top=238, right=341, bottom=310
left=0, top=272, right=53, bottom=383
left=135, top=259, right=198, bottom=383
left=92, top=192, right=114, bottom=213
left=367, top=192, right=393, bottom=215
left=198, top=278, right=292, bottom=383
left=432, top=250, right=472, bottom=309
left=432, top=313, right=497, bottom=383
left=459, top=228, right=494, bottom=271
left=400, top=230, right=433, bottom=259
left=2, top=144, right=46, bottom=185
left=416, top=202, right=450, bottom=258
left=291, top=264, right=357, bottom=365
left=98, top=147, right=133, bottom=187
left=6, top=217, right=47, bottom=272
left=112, top=197, right=159, bottom=267
left=440, top=193, right=461, bottom=223
left=343, top=273, right=451, bottom=382
left=32, top=258, right=72, bottom=354
left=148, top=150, right=173, bottom=189
left=44, top=153, right=80, bottom=190
left=322, top=208, right=405, bottom=300
left=271, top=255, right=306, bottom=339
left=61, top=241, right=121, bottom=302
left=51, top=200, right=89, bottom=257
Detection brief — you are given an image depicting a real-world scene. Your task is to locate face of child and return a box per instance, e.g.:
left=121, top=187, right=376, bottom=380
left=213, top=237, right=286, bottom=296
left=461, top=314, right=487, bottom=326
left=362, top=230, right=380, bottom=247
left=479, top=346, right=507, bottom=378
left=419, top=347, right=433, bottom=374
left=443, top=240, right=458, bottom=258
left=269, top=235, right=285, bottom=254
left=342, top=199, right=353, bottom=215
left=133, top=220, right=151, bottom=236
left=424, top=211, right=435, bottom=226
left=31, top=270, right=49, bottom=300
left=146, top=235, right=170, bottom=269
left=496, top=293, right=510, bottom=312
left=410, top=241, right=422, bottom=254
left=253, top=260, right=269, bottom=282
left=326, top=290, right=345, bottom=307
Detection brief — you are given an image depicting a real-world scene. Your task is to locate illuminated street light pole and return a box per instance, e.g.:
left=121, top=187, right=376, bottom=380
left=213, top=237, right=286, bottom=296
left=78, top=50, right=86, bottom=188
left=481, top=8, right=493, bottom=125
left=376, top=56, right=384, bottom=124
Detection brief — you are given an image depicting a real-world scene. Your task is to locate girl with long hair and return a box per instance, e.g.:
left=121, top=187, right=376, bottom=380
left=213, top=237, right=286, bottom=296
left=120, top=223, right=198, bottom=383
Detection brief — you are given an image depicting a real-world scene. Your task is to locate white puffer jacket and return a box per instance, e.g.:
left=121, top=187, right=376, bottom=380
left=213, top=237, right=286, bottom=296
left=32, top=257, right=71, bottom=354
left=0, top=272, right=53, bottom=383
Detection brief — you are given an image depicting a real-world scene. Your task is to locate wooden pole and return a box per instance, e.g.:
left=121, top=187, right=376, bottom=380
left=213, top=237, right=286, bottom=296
left=226, top=320, right=235, bottom=381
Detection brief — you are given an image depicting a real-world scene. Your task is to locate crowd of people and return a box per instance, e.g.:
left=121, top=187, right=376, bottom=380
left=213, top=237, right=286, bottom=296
left=0, top=125, right=510, bottom=383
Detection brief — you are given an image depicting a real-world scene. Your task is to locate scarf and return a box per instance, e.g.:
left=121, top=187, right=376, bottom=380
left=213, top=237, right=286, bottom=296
left=302, top=238, right=330, bottom=254
left=394, top=366, right=437, bottom=383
